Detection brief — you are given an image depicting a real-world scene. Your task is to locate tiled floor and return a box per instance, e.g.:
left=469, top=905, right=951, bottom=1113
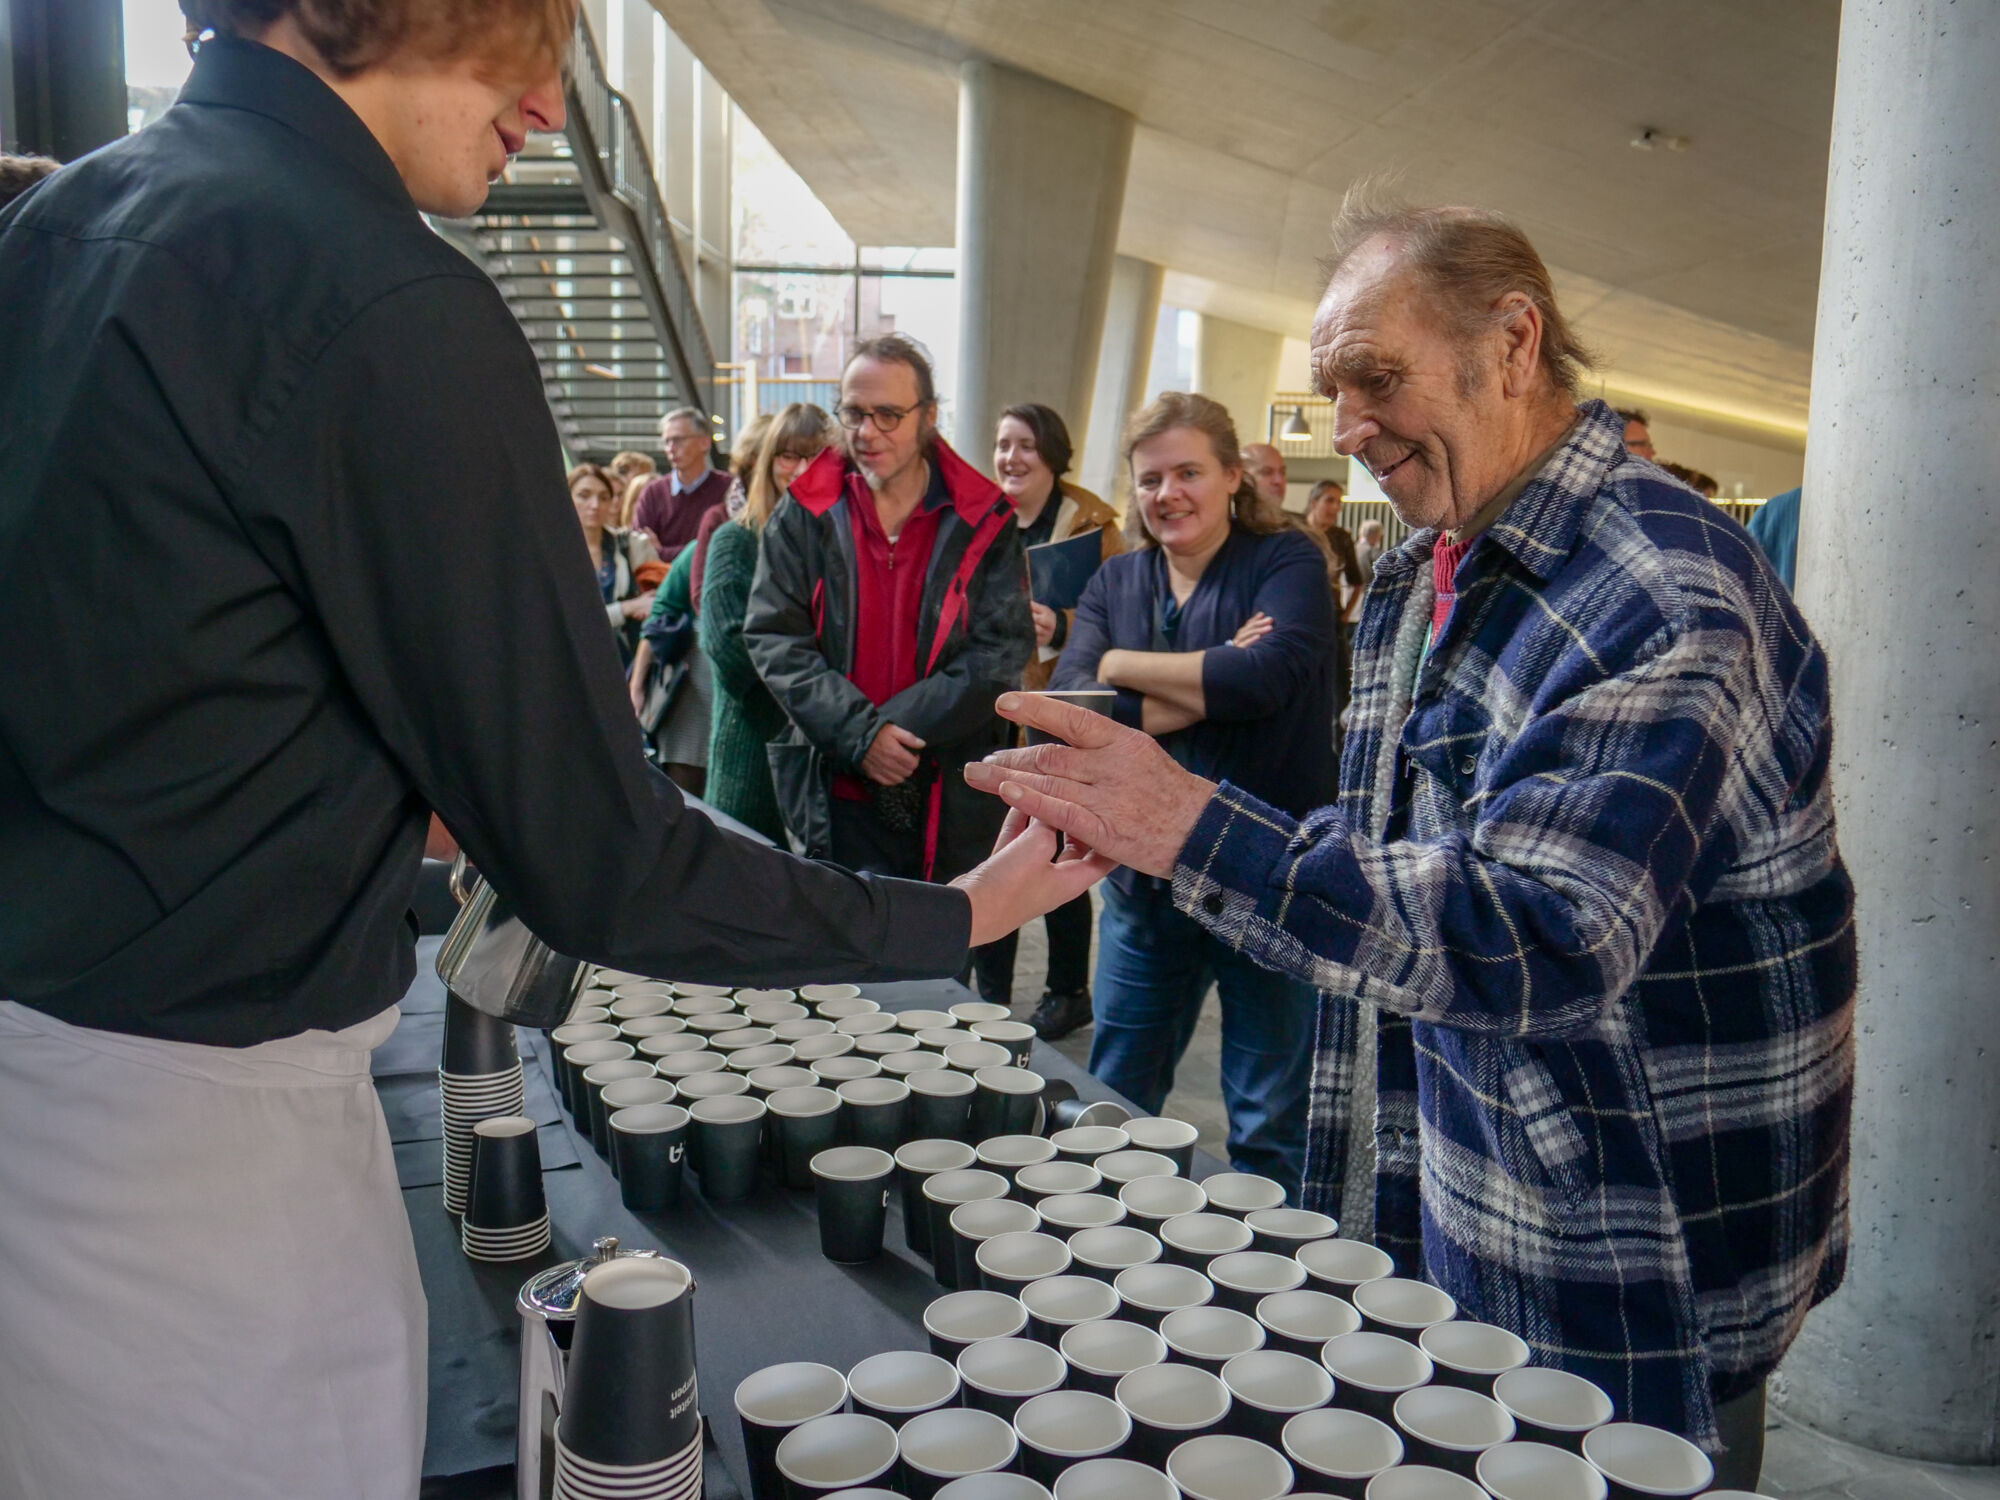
left=1000, top=903, right=2000, bottom=1498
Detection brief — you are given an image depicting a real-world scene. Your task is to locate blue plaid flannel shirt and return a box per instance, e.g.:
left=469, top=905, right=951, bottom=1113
left=1170, top=402, right=1854, bottom=1450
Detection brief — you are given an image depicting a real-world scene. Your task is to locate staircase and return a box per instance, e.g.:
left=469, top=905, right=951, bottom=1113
left=434, top=10, right=715, bottom=460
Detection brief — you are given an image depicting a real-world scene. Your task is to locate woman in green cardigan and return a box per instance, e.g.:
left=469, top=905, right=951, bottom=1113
left=697, top=403, right=834, bottom=843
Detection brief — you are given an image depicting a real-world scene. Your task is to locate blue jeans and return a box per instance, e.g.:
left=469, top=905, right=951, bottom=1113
left=1089, top=878, right=1316, bottom=1202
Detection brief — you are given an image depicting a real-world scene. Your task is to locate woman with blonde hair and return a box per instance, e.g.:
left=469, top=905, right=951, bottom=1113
left=1049, top=390, right=1338, bottom=1200
left=696, top=403, right=834, bottom=839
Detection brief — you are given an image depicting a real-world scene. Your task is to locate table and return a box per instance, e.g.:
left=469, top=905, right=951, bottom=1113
left=382, top=941, right=1214, bottom=1496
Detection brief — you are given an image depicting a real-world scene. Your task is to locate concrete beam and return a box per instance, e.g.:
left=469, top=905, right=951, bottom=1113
left=1778, top=0, right=2000, bottom=1464
left=954, top=59, right=1132, bottom=462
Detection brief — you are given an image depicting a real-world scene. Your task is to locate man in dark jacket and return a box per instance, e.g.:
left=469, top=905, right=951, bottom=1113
left=746, top=336, right=1034, bottom=885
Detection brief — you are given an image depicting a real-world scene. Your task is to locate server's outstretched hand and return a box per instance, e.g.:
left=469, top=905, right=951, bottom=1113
left=963, top=693, right=1217, bottom=881
left=952, top=807, right=1116, bottom=947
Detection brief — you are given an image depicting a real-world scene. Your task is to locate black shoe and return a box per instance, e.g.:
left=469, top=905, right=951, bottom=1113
left=1029, top=988, right=1093, bottom=1042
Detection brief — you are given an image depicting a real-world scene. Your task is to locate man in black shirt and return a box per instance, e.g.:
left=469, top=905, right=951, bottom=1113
left=0, top=3, right=1107, bottom=1494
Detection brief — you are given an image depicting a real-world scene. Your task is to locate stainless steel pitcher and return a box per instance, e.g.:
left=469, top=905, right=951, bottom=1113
left=436, top=852, right=587, bottom=1030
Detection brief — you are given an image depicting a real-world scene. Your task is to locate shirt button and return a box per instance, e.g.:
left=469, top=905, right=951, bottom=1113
left=1202, top=892, right=1226, bottom=916
left=1459, top=757, right=1478, bottom=776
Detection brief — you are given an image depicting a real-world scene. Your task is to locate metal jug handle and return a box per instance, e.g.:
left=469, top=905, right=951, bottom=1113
left=449, top=850, right=472, bottom=906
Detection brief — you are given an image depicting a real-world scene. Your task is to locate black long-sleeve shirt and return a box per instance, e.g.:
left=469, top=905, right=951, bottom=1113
left=0, top=36, right=969, bottom=1046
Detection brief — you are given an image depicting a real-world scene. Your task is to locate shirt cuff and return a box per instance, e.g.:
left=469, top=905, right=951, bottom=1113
left=866, top=874, right=973, bottom=979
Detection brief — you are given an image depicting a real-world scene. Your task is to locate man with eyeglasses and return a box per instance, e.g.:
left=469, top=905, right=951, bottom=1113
left=746, top=335, right=1034, bottom=898
left=632, top=405, right=731, bottom=558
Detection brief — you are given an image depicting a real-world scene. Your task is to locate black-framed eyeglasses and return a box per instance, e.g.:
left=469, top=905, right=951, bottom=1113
left=836, top=403, right=922, bottom=433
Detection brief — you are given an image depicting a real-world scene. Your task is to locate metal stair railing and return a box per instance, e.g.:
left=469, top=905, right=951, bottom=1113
left=562, top=6, right=716, bottom=419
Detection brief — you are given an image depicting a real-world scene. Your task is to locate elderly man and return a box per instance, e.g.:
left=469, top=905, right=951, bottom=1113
left=1618, top=405, right=1657, bottom=461
left=633, top=406, right=731, bottom=556
left=1241, top=442, right=1290, bottom=515
left=967, top=197, right=1854, bottom=1483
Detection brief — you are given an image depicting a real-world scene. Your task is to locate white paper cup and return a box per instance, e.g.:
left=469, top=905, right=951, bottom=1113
left=1164, top=1433, right=1293, bottom=1500
left=1580, top=1424, right=1714, bottom=1499
left=774, top=1412, right=899, bottom=1499
left=1476, top=1440, right=1607, bottom=1500
left=1054, top=1458, right=1178, bottom=1500
left=1281, top=1406, right=1403, bottom=1492
left=1294, top=1240, right=1394, bottom=1293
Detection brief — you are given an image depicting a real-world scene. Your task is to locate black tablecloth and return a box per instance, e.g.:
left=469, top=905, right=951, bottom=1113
left=385, top=942, right=1212, bottom=1491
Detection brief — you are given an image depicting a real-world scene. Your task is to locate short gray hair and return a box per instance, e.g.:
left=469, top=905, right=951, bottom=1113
left=659, top=406, right=707, bottom=433
left=1320, top=180, right=1593, bottom=398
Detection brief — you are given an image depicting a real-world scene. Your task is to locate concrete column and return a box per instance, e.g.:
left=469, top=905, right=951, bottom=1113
left=954, top=59, right=1132, bottom=459
left=1778, top=0, right=2000, bottom=1464
left=1077, top=256, right=1164, bottom=505
left=1193, top=315, right=1284, bottom=449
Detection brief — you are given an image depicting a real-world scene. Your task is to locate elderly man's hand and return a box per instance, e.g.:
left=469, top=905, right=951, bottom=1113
left=951, top=808, right=1116, bottom=946
left=962, top=692, right=1218, bottom=879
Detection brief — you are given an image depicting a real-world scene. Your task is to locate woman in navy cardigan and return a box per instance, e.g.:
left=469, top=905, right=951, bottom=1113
left=1052, top=392, right=1337, bottom=1199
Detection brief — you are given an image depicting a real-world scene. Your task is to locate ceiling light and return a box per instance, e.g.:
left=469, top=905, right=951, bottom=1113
left=1281, top=407, right=1313, bottom=442
left=1630, top=127, right=1689, bottom=152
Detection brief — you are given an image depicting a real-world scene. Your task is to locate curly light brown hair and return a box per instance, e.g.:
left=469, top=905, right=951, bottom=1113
left=179, top=0, right=574, bottom=78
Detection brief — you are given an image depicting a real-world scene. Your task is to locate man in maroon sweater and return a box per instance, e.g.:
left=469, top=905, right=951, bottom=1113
left=633, top=406, right=731, bottom=556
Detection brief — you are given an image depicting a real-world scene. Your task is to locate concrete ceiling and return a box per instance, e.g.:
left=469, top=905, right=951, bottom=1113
left=653, top=0, right=1838, bottom=439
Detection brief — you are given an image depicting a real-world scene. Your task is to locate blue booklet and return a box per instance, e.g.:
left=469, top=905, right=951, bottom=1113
left=1026, top=531, right=1105, bottom=612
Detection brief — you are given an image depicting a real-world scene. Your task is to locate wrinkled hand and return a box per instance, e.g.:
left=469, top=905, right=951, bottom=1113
left=1231, top=612, right=1274, bottom=648
left=1030, top=602, right=1058, bottom=648
left=962, top=692, right=1217, bottom=879
left=951, top=808, right=1115, bottom=946
left=861, top=723, right=926, bottom=786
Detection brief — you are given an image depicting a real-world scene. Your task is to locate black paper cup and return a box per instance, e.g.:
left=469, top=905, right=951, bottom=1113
left=898, top=1406, right=1020, bottom=1500
left=1244, top=1208, right=1338, bottom=1259
left=976, top=1230, right=1073, bottom=1297
left=691, top=1094, right=767, bottom=1201
left=561, top=1038, right=634, bottom=1118
left=1255, top=1289, right=1361, bottom=1360
left=443, top=992, right=520, bottom=1076
left=1219, top=1350, right=1334, bottom=1447
left=846, top=1349, right=961, bottom=1427
left=1050, top=1098, right=1131, bottom=1134
left=1012, top=1391, right=1131, bottom=1487
left=1197, top=1173, right=1286, bottom=1219
left=977, top=1133, right=1060, bottom=1191
left=951, top=1197, right=1045, bottom=1291
left=1158, top=1213, right=1253, bottom=1273
left=1490, top=1368, right=1614, bottom=1455
left=768, top=1086, right=843, bottom=1189
left=1035, top=1079, right=1078, bottom=1136
left=1320, top=1332, right=1433, bottom=1426
left=584, top=1058, right=657, bottom=1159
left=558, top=1256, right=700, bottom=1467
left=971, top=1020, right=1037, bottom=1067
left=1036, top=1193, right=1128, bottom=1240
left=1282, top=1407, right=1404, bottom=1499
left=1059, top=1319, right=1167, bottom=1399
left=855, top=1032, right=921, bottom=1059
left=812, top=1056, right=883, bottom=1086
left=1119, top=1117, right=1198, bottom=1178
left=923, top=1288, right=1030, bottom=1363
left=549, top=1024, right=620, bottom=1113
left=1117, top=1176, right=1208, bottom=1231
left=1294, top=1239, right=1395, bottom=1297
left=1476, top=1440, right=1610, bottom=1500
left=1020, top=1273, right=1119, bottom=1347
left=836, top=1077, right=911, bottom=1153
left=1417, top=1321, right=1531, bottom=1396
left=946, top=1041, right=1013, bottom=1075
left=1205, top=1251, right=1307, bottom=1315
left=737, top=1362, right=850, bottom=1500
left=1113, top=1363, right=1230, bottom=1468
left=775, top=1413, right=900, bottom=1500
left=910, top=1069, right=979, bottom=1143
left=958, top=1334, right=1070, bottom=1419
left=1049, top=1126, right=1130, bottom=1164
left=1352, top=1278, right=1458, bottom=1344
left=1392, top=1387, right=1515, bottom=1480
left=1053, top=1459, right=1176, bottom=1500
left=897, top=1138, right=979, bottom=1258
left=1113, top=1264, right=1215, bottom=1331
left=601, top=1076, right=678, bottom=1118
left=923, top=1169, right=1012, bottom=1289
left=812, top=1146, right=896, bottom=1263
left=1067, top=1227, right=1162, bottom=1284
left=1014, top=1160, right=1103, bottom=1205
left=1092, top=1151, right=1178, bottom=1190
left=677, top=1070, right=752, bottom=1103
left=1158, top=1306, right=1265, bottom=1378
left=1165, top=1434, right=1293, bottom=1500
left=970, top=1067, right=1045, bottom=1141
left=1581, top=1424, right=1712, bottom=1500
left=610, top=1102, right=691, bottom=1212
left=465, top=1115, right=545, bottom=1230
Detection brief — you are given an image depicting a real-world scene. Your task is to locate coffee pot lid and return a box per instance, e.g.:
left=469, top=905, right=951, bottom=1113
left=517, top=1235, right=664, bottom=1321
